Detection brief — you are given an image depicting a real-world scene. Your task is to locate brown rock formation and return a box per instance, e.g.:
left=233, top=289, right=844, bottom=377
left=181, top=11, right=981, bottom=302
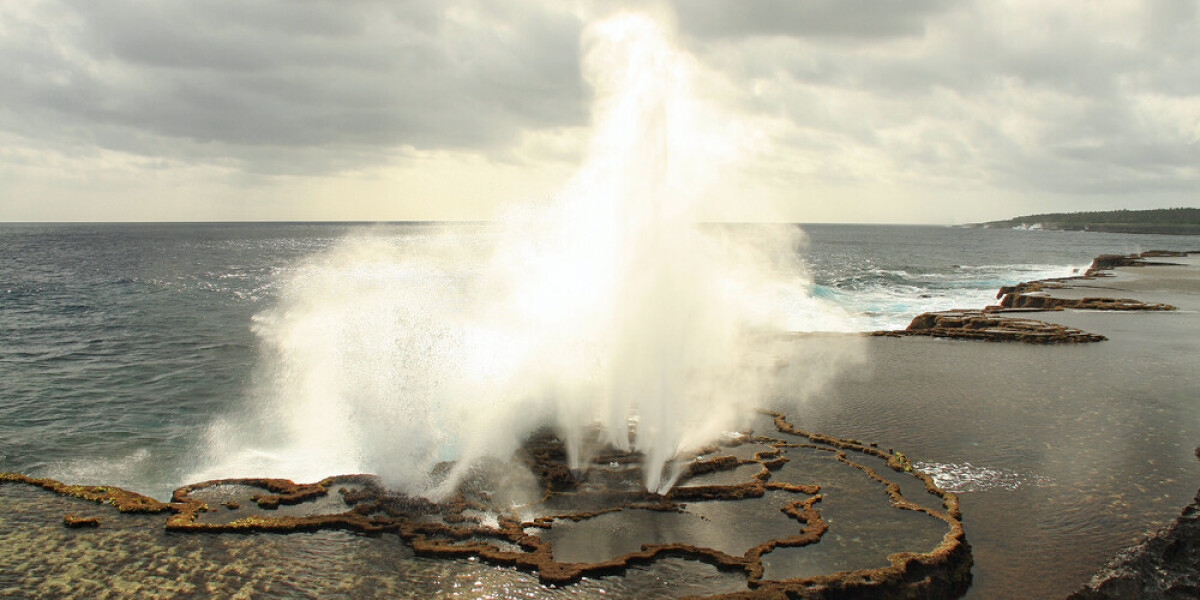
left=0, top=473, right=170, bottom=513
left=0, top=412, right=973, bottom=600
left=1085, top=251, right=1192, bottom=276
left=1067, top=489, right=1200, bottom=600
left=875, top=250, right=1194, bottom=342
left=995, top=293, right=1174, bottom=311
left=875, top=310, right=1106, bottom=343
left=62, top=514, right=101, bottom=528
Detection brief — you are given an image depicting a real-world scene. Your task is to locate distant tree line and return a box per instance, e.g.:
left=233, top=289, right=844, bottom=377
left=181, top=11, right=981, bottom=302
left=983, top=208, right=1200, bottom=235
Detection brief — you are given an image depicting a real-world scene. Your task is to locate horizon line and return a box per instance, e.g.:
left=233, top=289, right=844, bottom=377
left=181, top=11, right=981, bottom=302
left=0, top=219, right=967, bottom=227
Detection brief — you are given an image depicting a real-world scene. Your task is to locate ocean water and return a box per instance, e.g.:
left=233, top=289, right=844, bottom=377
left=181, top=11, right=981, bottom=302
left=2, top=222, right=1199, bottom=599
left=1, top=222, right=1196, bottom=494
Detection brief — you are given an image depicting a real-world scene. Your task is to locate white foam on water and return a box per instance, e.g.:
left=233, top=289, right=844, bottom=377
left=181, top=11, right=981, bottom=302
left=820, top=263, right=1087, bottom=331
left=915, top=461, right=1053, bottom=493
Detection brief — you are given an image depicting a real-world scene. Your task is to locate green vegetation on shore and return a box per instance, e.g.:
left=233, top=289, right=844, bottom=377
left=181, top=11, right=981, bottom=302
left=979, top=208, right=1200, bottom=235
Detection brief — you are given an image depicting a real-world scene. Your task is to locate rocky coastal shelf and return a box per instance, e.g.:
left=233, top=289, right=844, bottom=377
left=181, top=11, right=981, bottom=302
left=873, top=251, right=1194, bottom=343
left=1068, top=478, right=1200, bottom=598
left=0, top=411, right=972, bottom=600
left=873, top=310, right=1107, bottom=343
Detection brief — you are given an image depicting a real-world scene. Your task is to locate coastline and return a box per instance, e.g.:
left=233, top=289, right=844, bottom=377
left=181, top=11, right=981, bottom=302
left=0, top=246, right=1197, bottom=599
left=792, top=249, right=1200, bottom=599
left=993, top=250, right=1200, bottom=599
left=872, top=250, right=1195, bottom=343
left=884, top=250, right=1200, bottom=598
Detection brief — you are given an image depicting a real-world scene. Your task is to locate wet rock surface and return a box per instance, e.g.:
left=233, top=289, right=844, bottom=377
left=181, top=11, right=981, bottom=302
left=0, top=412, right=972, bottom=600
left=996, top=292, right=1175, bottom=311
left=1085, top=251, right=1193, bottom=275
left=873, top=310, right=1107, bottom=343
left=874, top=250, right=1195, bottom=343
left=867, top=248, right=1200, bottom=598
left=1067, top=489, right=1200, bottom=600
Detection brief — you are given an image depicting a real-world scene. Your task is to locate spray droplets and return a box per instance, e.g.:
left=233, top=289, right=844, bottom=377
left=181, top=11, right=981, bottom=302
left=193, top=14, right=857, bottom=498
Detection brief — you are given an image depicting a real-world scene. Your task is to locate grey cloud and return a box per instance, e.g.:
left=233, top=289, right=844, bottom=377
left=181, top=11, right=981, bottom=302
left=673, top=0, right=954, bottom=40
left=2, top=0, right=1196, bottom=207
left=697, top=2, right=1199, bottom=197
left=0, top=1, right=586, bottom=174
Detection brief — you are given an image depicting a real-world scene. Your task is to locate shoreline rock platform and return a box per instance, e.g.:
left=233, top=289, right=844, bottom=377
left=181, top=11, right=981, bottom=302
left=1068, top=489, right=1200, bottom=599
left=865, top=248, right=1200, bottom=598
left=873, top=250, right=1194, bottom=343
left=1, top=248, right=1196, bottom=600
left=0, top=411, right=972, bottom=600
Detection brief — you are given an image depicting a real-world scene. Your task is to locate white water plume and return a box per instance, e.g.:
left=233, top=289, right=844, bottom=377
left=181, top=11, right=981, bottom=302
left=192, top=13, right=858, bottom=497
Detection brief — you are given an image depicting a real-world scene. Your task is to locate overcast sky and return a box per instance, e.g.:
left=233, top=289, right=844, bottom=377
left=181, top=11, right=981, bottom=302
left=1, top=0, right=1196, bottom=224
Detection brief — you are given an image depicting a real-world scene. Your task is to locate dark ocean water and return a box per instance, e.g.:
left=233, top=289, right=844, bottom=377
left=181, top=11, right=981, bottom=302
left=1, top=222, right=1197, bottom=494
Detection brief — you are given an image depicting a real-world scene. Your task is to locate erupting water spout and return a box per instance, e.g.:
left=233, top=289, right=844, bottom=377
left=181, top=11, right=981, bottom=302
left=192, top=12, right=855, bottom=499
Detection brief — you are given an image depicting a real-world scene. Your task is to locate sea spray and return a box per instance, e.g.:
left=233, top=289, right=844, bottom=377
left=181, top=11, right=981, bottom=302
left=191, top=231, right=492, bottom=491
left=190, top=13, right=859, bottom=497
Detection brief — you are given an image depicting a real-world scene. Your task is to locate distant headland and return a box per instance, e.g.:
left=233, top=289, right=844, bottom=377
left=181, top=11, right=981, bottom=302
left=974, top=208, right=1200, bottom=235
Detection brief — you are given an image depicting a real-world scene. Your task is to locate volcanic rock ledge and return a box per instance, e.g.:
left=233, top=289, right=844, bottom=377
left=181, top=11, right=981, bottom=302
left=1067, top=489, right=1200, bottom=600
left=1084, top=250, right=1194, bottom=275
left=0, top=412, right=973, bottom=600
left=873, top=250, right=1192, bottom=343
left=873, top=310, right=1106, bottom=343
left=994, top=281, right=1175, bottom=312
